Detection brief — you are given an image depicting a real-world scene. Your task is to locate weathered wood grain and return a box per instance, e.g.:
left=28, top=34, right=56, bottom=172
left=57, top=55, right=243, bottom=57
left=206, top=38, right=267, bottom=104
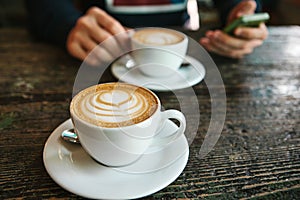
left=0, top=26, right=300, bottom=199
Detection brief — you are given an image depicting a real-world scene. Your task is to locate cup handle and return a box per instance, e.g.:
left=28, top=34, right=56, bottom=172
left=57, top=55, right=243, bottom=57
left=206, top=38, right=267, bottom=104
left=151, top=109, right=186, bottom=146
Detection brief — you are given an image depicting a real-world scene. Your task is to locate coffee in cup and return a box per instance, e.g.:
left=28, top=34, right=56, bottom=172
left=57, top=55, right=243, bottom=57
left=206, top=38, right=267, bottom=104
left=132, top=28, right=184, bottom=46
left=131, top=27, right=188, bottom=77
left=71, top=82, right=158, bottom=128
left=70, top=82, right=186, bottom=167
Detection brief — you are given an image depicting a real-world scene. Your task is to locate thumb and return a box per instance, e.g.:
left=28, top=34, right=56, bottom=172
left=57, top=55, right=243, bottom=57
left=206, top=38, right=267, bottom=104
left=236, top=0, right=257, bottom=17
left=227, top=0, right=257, bottom=23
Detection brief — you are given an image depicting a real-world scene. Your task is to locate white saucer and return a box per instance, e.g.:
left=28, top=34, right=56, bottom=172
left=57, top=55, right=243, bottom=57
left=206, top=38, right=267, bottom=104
left=43, top=119, right=189, bottom=199
left=111, top=55, right=205, bottom=91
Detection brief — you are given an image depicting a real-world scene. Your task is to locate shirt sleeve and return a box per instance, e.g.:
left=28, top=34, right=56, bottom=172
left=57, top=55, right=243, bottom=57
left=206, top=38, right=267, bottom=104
left=25, top=0, right=82, bottom=48
left=212, top=0, right=262, bottom=26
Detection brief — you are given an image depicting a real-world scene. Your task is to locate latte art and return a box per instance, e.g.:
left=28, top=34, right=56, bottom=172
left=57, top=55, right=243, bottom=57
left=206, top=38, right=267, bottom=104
left=71, top=83, right=158, bottom=128
left=133, top=28, right=184, bottom=45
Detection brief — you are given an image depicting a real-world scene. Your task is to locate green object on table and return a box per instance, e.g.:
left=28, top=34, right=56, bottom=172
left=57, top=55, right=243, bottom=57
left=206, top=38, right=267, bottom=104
left=223, top=12, right=270, bottom=35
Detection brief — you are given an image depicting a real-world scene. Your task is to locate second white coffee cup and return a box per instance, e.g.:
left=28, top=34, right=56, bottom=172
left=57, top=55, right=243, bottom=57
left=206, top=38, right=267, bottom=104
left=130, top=27, right=188, bottom=77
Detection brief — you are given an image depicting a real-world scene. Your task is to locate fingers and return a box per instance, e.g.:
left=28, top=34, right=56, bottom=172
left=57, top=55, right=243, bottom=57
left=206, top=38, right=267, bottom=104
left=200, top=24, right=268, bottom=59
left=66, top=7, right=129, bottom=66
left=85, top=7, right=125, bottom=42
left=227, top=0, right=257, bottom=24
left=66, top=34, right=88, bottom=61
left=200, top=30, right=264, bottom=59
left=234, top=23, right=269, bottom=40
left=200, top=1, right=268, bottom=59
left=236, top=0, right=257, bottom=17
left=87, top=7, right=129, bottom=58
left=88, top=7, right=125, bottom=34
left=66, top=28, right=114, bottom=66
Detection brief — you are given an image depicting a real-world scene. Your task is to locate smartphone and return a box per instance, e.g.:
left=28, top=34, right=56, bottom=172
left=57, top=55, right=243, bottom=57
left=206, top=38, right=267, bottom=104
left=223, top=13, right=270, bottom=35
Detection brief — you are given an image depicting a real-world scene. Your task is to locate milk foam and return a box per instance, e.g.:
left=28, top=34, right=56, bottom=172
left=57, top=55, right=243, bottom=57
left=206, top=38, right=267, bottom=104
left=71, top=83, right=158, bottom=127
left=133, top=29, right=183, bottom=45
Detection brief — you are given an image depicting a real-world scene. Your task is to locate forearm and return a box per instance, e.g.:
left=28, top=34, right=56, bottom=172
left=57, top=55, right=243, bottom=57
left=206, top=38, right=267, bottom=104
left=25, top=0, right=81, bottom=48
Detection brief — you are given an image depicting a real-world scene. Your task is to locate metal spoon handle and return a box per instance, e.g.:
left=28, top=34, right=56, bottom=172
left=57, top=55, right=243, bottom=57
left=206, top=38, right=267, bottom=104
left=61, top=129, right=80, bottom=144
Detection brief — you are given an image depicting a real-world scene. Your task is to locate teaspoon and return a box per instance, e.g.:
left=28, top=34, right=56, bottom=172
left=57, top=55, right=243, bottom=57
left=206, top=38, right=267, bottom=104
left=61, top=129, right=80, bottom=144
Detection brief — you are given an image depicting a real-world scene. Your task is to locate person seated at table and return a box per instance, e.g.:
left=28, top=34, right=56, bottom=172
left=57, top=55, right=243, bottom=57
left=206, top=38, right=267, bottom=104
left=26, top=0, right=268, bottom=63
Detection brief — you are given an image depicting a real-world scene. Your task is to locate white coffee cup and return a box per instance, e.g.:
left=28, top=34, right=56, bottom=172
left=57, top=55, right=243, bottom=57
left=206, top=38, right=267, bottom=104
left=130, top=27, right=188, bottom=77
left=70, top=82, right=186, bottom=167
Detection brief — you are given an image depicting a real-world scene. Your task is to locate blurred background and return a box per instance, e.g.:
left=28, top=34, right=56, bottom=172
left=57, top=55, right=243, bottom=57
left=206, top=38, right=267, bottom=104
left=0, top=0, right=299, bottom=28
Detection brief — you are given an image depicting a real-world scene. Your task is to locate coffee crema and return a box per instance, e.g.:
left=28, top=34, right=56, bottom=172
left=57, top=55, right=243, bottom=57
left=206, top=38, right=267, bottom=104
left=71, top=83, right=158, bottom=128
left=132, top=28, right=184, bottom=46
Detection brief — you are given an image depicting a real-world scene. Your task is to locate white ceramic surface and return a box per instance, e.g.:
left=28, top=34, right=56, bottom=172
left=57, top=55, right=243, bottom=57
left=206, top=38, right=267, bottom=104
left=70, top=83, right=186, bottom=167
left=43, top=119, right=189, bottom=199
left=111, top=55, right=205, bottom=91
left=131, top=28, right=188, bottom=77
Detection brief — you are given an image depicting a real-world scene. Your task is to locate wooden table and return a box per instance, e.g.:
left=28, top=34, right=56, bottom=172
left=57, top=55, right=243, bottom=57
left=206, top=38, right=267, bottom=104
left=1, top=26, right=299, bottom=199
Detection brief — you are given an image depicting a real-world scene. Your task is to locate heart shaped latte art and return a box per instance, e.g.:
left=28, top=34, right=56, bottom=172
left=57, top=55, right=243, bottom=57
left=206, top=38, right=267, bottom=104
left=72, top=83, right=158, bottom=128
left=98, top=91, right=132, bottom=107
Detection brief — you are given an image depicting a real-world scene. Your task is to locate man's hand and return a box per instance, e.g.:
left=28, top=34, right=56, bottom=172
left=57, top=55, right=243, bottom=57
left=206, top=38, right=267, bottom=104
left=66, top=7, right=128, bottom=65
left=200, top=0, right=268, bottom=58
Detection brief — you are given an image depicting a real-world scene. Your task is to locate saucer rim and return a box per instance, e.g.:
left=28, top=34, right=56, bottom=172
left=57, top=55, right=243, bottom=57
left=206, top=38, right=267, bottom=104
left=111, top=55, right=205, bottom=91
left=43, top=119, right=189, bottom=199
